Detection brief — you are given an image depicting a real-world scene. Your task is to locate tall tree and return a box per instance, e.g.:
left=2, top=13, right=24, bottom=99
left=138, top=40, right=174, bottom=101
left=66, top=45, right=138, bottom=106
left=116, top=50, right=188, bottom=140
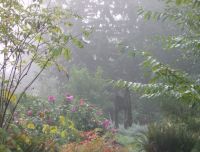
left=47, top=0, right=176, bottom=82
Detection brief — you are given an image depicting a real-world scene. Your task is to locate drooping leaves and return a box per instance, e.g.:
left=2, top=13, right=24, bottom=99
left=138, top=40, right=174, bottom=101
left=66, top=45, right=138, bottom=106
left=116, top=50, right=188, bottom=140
left=112, top=52, right=200, bottom=104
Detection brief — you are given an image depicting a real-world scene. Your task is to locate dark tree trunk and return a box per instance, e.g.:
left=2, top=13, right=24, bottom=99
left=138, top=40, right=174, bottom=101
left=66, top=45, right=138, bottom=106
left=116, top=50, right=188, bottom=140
left=113, top=86, right=133, bottom=129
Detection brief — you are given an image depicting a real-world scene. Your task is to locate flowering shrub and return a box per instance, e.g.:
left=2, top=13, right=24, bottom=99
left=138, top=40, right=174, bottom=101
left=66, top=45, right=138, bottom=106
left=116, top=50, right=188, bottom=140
left=65, top=98, right=111, bottom=131
left=9, top=93, right=123, bottom=152
left=15, top=96, right=80, bottom=144
left=0, top=91, right=126, bottom=151
left=14, top=93, right=113, bottom=147
left=0, top=125, right=58, bottom=152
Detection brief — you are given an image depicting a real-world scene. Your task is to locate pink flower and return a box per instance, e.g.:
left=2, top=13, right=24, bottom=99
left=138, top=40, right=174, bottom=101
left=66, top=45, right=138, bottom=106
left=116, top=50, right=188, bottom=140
left=66, top=94, right=74, bottom=102
left=27, top=110, right=33, bottom=116
left=102, top=119, right=111, bottom=129
left=79, top=99, right=85, bottom=106
left=48, top=95, right=56, bottom=103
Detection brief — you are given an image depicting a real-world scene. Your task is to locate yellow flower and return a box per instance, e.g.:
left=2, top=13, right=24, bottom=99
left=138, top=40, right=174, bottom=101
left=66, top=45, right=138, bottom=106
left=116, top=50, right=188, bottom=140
left=60, top=131, right=67, bottom=138
left=69, top=122, right=76, bottom=131
left=20, top=134, right=31, bottom=144
left=69, top=124, right=75, bottom=130
left=27, top=122, right=35, bottom=129
left=50, top=126, right=58, bottom=134
left=59, top=115, right=65, bottom=126
left=42, top=124, right=49, bottom=133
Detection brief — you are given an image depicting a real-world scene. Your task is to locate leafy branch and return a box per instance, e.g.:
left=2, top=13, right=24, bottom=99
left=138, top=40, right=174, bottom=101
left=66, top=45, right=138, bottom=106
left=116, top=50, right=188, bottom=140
left=0, top=0, right=85, bottom=129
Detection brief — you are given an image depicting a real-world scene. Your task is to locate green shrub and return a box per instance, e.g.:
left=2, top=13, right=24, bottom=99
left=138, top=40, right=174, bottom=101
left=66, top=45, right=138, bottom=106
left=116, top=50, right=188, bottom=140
left=192, top=141, right=200, bottom=152
left=116, top=124, right=147, bottom=151
left=64, top=66, right=112, bottom=109
left=137, top=122, right=198, bottom=152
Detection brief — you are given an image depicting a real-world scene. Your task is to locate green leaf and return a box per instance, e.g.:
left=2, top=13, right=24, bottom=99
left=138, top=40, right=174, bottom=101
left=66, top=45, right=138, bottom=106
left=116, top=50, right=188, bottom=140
left=62, top=48, right=71, bottom=60
left=50, top=47, right=62, bottom=57
left=72, top=37, right=84, bottom=48
left=35, top=35, right=44, bottom=42
left=144, top=11, right=152, bottom=20
left=64, top=35, right=70, bottom=43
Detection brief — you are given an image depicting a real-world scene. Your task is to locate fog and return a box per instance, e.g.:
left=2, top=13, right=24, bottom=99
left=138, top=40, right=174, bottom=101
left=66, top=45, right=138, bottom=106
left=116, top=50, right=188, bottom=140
left=1, top=0, right=199, bottom=151
left=29, top=0, right=198, bottom=120
left=31, top=0, right=175, bottom=94
left=4, top=0, right=199, bottom=124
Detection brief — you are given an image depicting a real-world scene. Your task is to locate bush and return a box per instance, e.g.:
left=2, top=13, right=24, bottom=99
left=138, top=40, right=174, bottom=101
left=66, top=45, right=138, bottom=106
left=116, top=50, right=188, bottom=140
left=66, top=99, right=108, bottom=131
left=116, top=124, right=147, bottom=151
left=64, top=66, right=112, bottom=109
left=61, top=129, right=128, bottom=152
left=136, top=122, right=199, bottom=152
left=14, top=94, right=112, bottom=145
left=0, top=126, right=58, bottom=152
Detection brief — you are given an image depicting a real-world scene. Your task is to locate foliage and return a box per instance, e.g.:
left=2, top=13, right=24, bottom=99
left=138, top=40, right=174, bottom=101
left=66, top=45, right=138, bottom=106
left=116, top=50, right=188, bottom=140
left=112, top=53, right=200, bottom=105
left=134, top=122, right=199, bottom=152
left=14, top=93, right=113, bottom=145
left=0, top=0, right=84, bottom=129
left=132, top=98, right=162, bottom=125
left=0, top=125, right=58, bottom=152
left=115, top=124, right=147, bottom=151
left=117, top=124, right=147, bottom=137
left=112, top=0, right=200, bottom=106
left=0, top=90, right=124, bottom=152
left=15, top=100, right=80, bottom=144
left=0, top=92, right=121, bottom=151
left=65, top=66, right=112, bottom=109
left=112, top=1, right=200, bottom=151
left=66, top=99, right=109, bottom=131
left=109, top=5, right=200, bottom=146
left=61, top=129, right=128, bottom=152
left=138, top=0, right=200, bottom=58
